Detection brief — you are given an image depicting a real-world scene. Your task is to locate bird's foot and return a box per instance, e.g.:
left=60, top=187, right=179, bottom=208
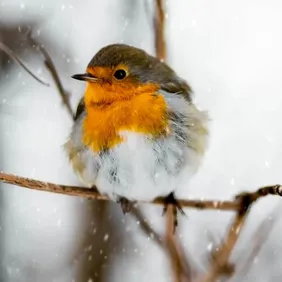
left=117, top=197, right=135, bottom=214
left=162, top=192, right=185, bottom=233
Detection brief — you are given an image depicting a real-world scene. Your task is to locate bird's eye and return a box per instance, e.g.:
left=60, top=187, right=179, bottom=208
left=113, top=69, right=127, bottom=80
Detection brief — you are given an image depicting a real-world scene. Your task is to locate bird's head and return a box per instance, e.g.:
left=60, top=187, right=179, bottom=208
left=72, top=44, right=191, bottom=106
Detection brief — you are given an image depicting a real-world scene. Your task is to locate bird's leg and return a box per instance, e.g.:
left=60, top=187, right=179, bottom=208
left=162, top=192, right=186, bottom=232
left=117, top=197, right=135, bottom=214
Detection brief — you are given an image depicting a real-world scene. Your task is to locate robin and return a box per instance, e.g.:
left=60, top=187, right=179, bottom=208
left=65, top=44, right=208, bottom=225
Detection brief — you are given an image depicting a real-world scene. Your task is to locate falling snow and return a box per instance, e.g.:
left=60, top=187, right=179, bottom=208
left=103, top=233, right=109, bottom=241
left=0, top=1, right=282, bottom=282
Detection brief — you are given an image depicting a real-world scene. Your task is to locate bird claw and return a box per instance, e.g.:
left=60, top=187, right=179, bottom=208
left=117, top=197, right=134, bottom=214
left=162, top=192, right=186, bottom=233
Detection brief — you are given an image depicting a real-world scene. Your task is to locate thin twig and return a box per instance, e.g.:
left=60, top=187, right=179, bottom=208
left=200, top=188, right=282, bottom=282
left=204, top=230, right=234, bottom=278
left=200, top=211, right=248, bottom=282
left=0, top=172, right=252, bottom=210
left=131, top=206, right=195, bottom=281
left=1, top=176, right=278, bottom=281
left=236, top=205, right=280, bottom=279
left=166, top=205, right=183, bottom=282
left=154, top=0, right=166, bottom=61
left=26, top=33, right=75, bottom=120
left=0, top=41, right=49, bottom=86
left=173, top=238, right=196, bottom=281
left=130, top=206, right=163, bottom=247
left=1, top=172, right=282, bottom=282
left=1, top=172, right=281, bottom=211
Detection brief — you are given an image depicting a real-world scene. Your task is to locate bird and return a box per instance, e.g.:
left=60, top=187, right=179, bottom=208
left=65, top=43, right=208, bottom=226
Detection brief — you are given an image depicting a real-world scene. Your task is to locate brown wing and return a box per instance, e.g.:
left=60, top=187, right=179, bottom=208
left=74, top=97, right=85, bottom=120
left=160, top=79, right=192, bottom=102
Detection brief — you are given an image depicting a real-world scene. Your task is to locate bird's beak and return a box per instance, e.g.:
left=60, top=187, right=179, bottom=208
left=71, top=73, right=99, bottom=82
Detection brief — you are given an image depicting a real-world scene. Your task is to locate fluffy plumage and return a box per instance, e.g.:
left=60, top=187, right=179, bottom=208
left=65, top=44, right=208, bottom=202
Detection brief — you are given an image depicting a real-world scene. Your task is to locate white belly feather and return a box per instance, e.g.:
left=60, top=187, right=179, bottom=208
left=65, top=90, right=208, bottom=201
left=92, top=131, right=201, bottom=200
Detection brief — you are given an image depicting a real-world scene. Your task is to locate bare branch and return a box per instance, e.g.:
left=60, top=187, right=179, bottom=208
left=166, top=205, right=182, bottom=282
left=165, top=205, right=195, bottom=282
left=26, top=33, right=75, bottom=120
left=154, top=0, right=166, bottom=61
left=130, top=207, right=163, bottom=247
left=1, top=171, right=281, bottom=211
left=131, top=207, right=196, bottom=281
left=0, top=41, right=49, bottom=86
left=236, top=205, right=280, bottom=278
left=1, top=172, right=282, bottom=282
left=0, top=172, right=246, bottom=210
left=200, top=188, right=282, bottom=282
left=200, top=210, right=247, bottom=282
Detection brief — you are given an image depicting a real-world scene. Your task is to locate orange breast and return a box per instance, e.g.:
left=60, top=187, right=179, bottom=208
left=82, top=88, right=169, bottom=152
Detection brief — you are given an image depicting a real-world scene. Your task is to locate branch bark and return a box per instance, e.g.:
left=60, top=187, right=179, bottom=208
left=1, top=171, right=281, bottom=282
left=1, top=172, right=265, bottom=211
left=155, top=0, right=166, bottom=61
left=200, top=187, right=282, bottom=282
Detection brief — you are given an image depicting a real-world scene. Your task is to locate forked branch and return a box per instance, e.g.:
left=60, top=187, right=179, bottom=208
left=200, top=187, right=282, bottom=282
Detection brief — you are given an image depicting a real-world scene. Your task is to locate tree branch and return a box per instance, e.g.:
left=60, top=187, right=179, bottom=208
left=1, top=172, right=282, bottom=282
left=236, top=205, right=279, bottom=279
left=26, top=32, right=75, bottom=120
left=1, top=172, right=280, bottom=209
left=1, top=171, right=263, bottom=210
left=154, top=0, right=166, bottom=61
left=1, top=171, right=281, bottom=282
left=130, top=207, right=163, bottom=247
left=0, top=41, right=49, bottom=86
left=200, top=187, right=282, bottom=282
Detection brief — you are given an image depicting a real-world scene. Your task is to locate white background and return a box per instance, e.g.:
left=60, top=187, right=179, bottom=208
left=0, top=0, right=282, bottom=281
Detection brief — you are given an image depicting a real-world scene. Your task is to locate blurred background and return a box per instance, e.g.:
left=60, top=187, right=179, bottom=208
left=0, top=0, right=282, bottom=281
